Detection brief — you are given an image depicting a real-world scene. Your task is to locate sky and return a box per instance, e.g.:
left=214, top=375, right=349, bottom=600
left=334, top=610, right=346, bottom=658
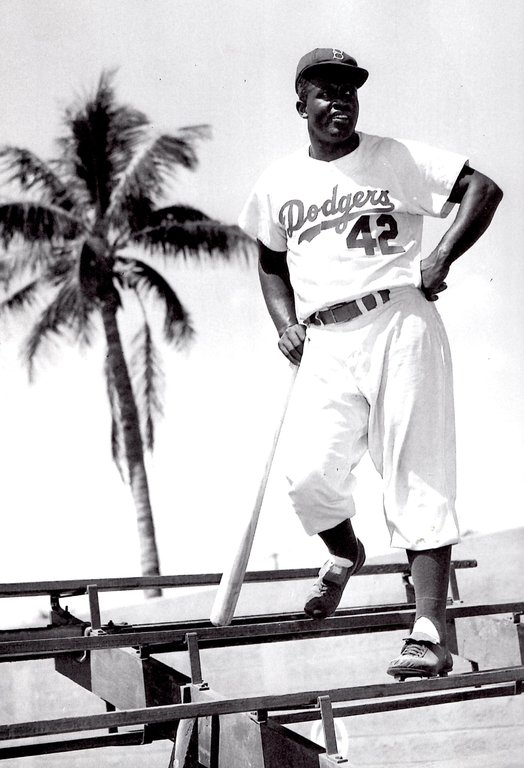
left=0, top=0, right=523, bottom=624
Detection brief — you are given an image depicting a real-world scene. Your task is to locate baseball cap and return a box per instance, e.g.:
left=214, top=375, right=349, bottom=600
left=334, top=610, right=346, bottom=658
left=295, top=48, right=369, bottom=92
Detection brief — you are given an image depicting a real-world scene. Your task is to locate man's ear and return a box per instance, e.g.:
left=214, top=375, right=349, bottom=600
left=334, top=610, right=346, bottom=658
left=296, top=100, right=308, bottom=119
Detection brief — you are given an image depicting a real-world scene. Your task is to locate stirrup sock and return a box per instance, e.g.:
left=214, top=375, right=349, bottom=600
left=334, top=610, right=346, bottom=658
left=412, top=617, right=440, bottom=644
left=330, top=555, right=354, bottom=568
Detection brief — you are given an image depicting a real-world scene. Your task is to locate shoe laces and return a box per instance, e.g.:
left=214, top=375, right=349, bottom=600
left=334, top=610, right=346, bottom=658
left=310, top=577, right=331, bottom=597
left=401, top=640, right=427, bottom=658
left=308, top=559, right=352, bottom=601
left=317, top=584, right=329, bottom=597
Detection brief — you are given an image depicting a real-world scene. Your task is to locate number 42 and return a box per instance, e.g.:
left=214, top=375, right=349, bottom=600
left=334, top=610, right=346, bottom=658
left=346, top=214, right=405, bottom=256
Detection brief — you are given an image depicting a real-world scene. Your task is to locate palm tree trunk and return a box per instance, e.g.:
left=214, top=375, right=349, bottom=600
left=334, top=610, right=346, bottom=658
left=100, top=297, right=162, bottom=598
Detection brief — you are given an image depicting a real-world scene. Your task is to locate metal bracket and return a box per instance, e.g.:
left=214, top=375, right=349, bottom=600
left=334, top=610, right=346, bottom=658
left=104, top=701, right=118, bottom=734
left=185, top=632, right=209, bottom=690
left=249, top=709, right=268, bottom=723
left=317, top=695, right=349, bottom=765
left=512, top=611, right=522, bottom=624
left=468, top=660, right=483, bottom=688
left=449, top=564, right=462, bottom=603
left=87, top=584, right=102, bottom=631
left=319, top=756, right=352, bottom=768
left=402, top=573, right=415, bottom=604
left=50, top=594, right=87, bottom=628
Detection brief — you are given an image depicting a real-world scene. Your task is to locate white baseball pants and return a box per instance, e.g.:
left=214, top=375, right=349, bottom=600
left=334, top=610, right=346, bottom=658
left=282, top=286, right=460, bottom=551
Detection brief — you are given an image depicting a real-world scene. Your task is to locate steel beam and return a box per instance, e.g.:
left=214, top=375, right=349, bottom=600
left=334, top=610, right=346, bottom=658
left=0, top=731, right=145, bottom=760
left=0, top=559, right=477, bottom=598
left=2, top=666, right=523, bottom=741
left=272, top=682, right=520, bottom=723
left=1, top=600, right=523, bottom=661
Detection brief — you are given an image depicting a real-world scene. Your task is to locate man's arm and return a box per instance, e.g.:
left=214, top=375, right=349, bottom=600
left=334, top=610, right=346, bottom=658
left=421, top=166, right=503, bottom=301
left=258, top=240, right=306, bottom=364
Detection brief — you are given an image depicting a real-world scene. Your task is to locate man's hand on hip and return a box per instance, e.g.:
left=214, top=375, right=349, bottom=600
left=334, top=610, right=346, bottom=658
left=278, top=323, right=307, bottom=364
left=421, top=252, right=450, bottom=302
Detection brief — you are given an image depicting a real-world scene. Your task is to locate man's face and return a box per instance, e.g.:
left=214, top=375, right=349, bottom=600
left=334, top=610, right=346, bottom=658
left=297, top=72, right=359, bottom=145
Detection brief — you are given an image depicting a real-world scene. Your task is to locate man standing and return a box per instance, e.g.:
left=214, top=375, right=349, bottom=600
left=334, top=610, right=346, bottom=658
left=239, top=48, right=502, bottom=678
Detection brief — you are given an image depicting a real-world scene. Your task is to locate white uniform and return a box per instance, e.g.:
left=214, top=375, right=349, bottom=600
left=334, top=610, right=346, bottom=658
left=239, top=132, right=466, bottom=550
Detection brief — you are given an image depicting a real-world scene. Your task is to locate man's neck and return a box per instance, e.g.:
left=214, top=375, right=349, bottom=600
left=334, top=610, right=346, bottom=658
left=309, top=132, right=360, bottom=162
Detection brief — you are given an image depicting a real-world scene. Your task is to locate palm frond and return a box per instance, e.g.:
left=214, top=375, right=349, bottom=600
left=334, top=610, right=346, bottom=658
left=107, top=125, right=211, bottom=226
left=130, top=322, right=164, bottom=452
left=0, top=278, right=43, bottom=320
left=23, top=276, right=96, bottom=378
left=123, top=203, right=208, bottom=242
left=142, top=204, right=211, bottom=227
left=59, top=70, right=151, bottom=215
left=0, top=146, right=78, bottom=211
left=0, top=243, right=77, bottom=288
left=116, top=255, right=193, bottom=347
left=134, top=215, right=253, bottom=259
left=44, top=247, right=80, bottom=286
left=0, top=201, right=82, bottom=248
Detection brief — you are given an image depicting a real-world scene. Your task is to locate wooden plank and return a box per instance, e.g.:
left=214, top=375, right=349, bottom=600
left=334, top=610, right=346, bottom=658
left=0, top=560, right=477, bottom=598
left=0, top=600, right=522, bottom=659
left=1, top=666, right=523, bottom=741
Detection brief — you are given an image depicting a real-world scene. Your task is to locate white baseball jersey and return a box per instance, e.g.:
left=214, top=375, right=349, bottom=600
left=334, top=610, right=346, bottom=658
left=239, top=132, right=467, bottom=322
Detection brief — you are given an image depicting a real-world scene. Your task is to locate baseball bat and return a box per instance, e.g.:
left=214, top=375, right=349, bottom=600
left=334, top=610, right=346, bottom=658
left=209, top=365, right=298, bottom=627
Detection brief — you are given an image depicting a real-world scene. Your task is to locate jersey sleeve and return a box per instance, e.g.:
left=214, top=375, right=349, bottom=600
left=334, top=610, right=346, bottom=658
left=393, top=138, right=468, bottom=218
left=238, top=168, right=288, bottom=252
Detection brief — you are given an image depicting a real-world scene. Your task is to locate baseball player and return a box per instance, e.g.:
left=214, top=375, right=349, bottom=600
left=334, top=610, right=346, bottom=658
left=239, top=48, right=502, bottom=678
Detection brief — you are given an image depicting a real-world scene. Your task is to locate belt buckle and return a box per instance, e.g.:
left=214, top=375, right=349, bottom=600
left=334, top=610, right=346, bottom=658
left=328, top=306, right=340, bottom=324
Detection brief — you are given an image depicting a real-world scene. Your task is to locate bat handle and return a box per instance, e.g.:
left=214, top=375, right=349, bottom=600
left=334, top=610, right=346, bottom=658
left=209, top=364, right=298, bottom=626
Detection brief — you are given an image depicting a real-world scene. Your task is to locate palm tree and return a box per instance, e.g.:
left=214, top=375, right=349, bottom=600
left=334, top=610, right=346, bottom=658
left=0, top=71, right=249, bottom=593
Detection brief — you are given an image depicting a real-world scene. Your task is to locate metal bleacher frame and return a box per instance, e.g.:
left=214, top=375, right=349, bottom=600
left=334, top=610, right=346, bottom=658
left=0, top=559, right=522, bottom=766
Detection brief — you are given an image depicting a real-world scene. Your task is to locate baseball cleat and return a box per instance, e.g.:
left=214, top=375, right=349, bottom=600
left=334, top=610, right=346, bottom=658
left=304, top=539, right=366, bottom=619
left=386, top=632, right=453, bottom=680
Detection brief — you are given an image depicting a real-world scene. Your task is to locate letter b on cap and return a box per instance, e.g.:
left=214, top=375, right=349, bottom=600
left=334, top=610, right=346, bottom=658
left=332, top=48, right=345, bottom=60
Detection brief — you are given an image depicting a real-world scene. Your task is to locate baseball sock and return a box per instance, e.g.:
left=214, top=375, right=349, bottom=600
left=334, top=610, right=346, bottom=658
left=407, top=545, right=452, bottom=645
left=318, top=518, right=360, bottom=564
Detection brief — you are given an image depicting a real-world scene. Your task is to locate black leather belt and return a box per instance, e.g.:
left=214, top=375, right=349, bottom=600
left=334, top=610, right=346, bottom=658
left=308, top=289, right=391, bottom=326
